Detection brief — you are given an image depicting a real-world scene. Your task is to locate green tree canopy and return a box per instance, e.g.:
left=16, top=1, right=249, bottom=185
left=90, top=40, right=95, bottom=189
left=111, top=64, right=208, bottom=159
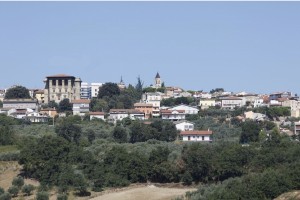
left=97, top=83, right=120, bottom=98
left=58, top=99, right=72, bottom=112
left=5, top=86, right=31, bottom=99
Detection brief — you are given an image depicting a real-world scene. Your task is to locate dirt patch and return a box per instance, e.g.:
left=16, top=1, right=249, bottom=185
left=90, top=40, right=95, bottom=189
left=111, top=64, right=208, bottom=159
left=90, top=184, right=197, bottom=200
left=275, top=190, right=300, bottom=200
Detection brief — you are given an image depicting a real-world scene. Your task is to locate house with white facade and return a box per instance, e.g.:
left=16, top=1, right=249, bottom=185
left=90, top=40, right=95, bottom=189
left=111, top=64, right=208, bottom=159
left=3, top=99, right=38, bottom=111
left=142, top=92, right=163, bottom=117
left=25, top=112, right=49, bottom=123
left=254, top=98, right=265, bottom=108
left=161, top=110, right=185, bottom=121
left=180, top=130, right=213, bottom=142
left=89, top=112, right=105, bottom=120
left=174, top=121, right=194, bottom=131
left=199, top=98, right=216, bottom=109
left=221, top=97, right=243, bottom=109
left=71, top=99, right=90, bottom=116
left=91, top=83, right=103, bottom=98
left=170, top=104, right=199, bottom=115
left=109, top=109, right=145, bottom=122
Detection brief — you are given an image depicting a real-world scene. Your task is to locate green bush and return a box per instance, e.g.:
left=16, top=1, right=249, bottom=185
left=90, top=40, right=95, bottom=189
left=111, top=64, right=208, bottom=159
left=36, top=191, right=49, bottom=200
left=22, top=184, right=35, bottom=196
left=7, top=186, right=19, bottom=197
left=0, top=192, right=11, bottom=200
left=57, top=193, right=68, bottom=200
left=12, top=176, right=24, bottom=188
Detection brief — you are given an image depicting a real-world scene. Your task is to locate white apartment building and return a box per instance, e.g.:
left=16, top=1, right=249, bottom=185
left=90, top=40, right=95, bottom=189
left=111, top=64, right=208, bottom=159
left=170, top=104, right=199, bottom=114
left=91, top=83, right=103, bottom=98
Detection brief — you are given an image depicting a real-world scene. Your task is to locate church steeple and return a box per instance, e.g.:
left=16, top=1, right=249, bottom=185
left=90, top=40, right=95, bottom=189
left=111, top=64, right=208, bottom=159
left=154, top=72, right=162, bottom=88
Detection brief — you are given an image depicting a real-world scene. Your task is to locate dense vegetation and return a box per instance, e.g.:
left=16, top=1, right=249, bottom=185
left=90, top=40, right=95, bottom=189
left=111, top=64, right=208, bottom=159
left=4, top=86, right=31, bottom=99
left=1, top=102, right=300, bottom=199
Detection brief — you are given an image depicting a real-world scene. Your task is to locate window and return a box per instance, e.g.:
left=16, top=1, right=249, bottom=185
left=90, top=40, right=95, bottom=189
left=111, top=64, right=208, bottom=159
left=202, top=136, right=204, bottom=140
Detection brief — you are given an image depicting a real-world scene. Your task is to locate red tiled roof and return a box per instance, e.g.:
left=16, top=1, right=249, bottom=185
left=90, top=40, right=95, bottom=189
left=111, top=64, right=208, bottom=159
left=89, top=112, right=105, bottom=115
left=110, top=109, right=144, bottom=114
left=46, top=74, right=75, bottom=78
left=160, top=109, right=185, bottom=114
left=180, top=130, right=213, bottom=135
left=134, top=103, right=153, bottom=107
left=71, top=99, right=91, bottom=104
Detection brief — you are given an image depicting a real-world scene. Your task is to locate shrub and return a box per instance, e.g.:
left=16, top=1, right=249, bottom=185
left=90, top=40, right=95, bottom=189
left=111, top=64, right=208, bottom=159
left=57, top=193, right=68, bottom=200
left=36, top=191, right=49, bottom=200
left=0, top=192, right=11, bottom=200
left=22, top=184, right=35, bottom=196
left=7, top=186, right=19, bottom=197
left=12, top=176, right=24, bottom=188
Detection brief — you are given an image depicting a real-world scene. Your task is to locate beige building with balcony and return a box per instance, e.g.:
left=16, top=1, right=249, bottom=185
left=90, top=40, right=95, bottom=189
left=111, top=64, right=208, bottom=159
left=44, top=74, right=81, bottom=104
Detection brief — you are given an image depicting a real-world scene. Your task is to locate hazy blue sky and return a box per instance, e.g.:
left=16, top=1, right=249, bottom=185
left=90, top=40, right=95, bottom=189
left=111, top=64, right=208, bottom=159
left=0, top=2, right=300, bottom=94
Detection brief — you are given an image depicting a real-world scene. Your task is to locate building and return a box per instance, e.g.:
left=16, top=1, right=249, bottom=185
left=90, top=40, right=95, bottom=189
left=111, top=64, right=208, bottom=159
left=134, top=103, right=153, bottom=119
left=3, top=99, right=38, bottom=111
left=25, top=112, right=49, bottom=123
left=174, top=121, right=194, bottom=131
left=142, top=92, right=163, bottom=117
left=154, top=72, right=162, bottom=88
left=80, top=82, right=91, bottom=99
left=34, top=90, right=45, bottom=104
left=89, top=112, right=105, bottom=120
left=269, top=92, right=292, bottom=101
left=161, top=109, right=185, bottom=121
left=244, top=111, right=267, bottom=121
left=109, top=109, right=145, bottom=122
left=44, top=74, right=81, bottom=104
left=180, top=130, right=213, bottom=142
left=221, top=97, right=243, bottom=109
left=91, top=83, right=103, bottom=98
left=71, top=99, right=90, bottom=116
left=117, top=77, right=126, bottom=90
left=199, top=98, right=216, bottom=109
left=170, top=104, right=199, bottom=114
left=40, top=108, right=58, bottom=118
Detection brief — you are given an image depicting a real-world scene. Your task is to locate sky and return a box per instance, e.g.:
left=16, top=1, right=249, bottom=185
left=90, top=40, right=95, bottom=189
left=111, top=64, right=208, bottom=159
left=0, top=2, right=300, bottom=95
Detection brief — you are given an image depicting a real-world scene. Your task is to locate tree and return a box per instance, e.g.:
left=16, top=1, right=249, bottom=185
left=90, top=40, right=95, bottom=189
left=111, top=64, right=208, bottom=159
left=5, top=86, right=30, bottom=99
left=0, top=187, right=4, bottom=195
left=112, top=126, right=128, bottom=143
left=58, top=99, right=72, bottom=112
left=90, top=99, right=108, bottom=112
left=47, top=101, right=58, bottom=109
left=0, top=125, right=15, bottom=145
left=22, top=184, right=35, bottom=196
left=55, top=120, right=82, bottom=144
left=240, top=120, right=261, bottom=144
left=8, top=186, right=19, bottom=197
left=209, top=88, right=224, bottom=94
left=0, top=192, right=11, bottom=200
left=12, top=176, right=24, bottom=188
left=0, top=100, right=2, bottom=108
left=86, top=129, right=96, bottom=144
left=135, top=76, right=144, bottom=96
left=36, top=191, right=49, bottom=200
left=97, top=83, right=120, bottom=99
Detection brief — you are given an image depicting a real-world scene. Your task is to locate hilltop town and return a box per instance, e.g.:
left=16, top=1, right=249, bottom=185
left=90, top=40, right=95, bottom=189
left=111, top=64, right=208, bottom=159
left=0, top=72, right=299, bottom=139
left=1, top=72, right=300, bottom=200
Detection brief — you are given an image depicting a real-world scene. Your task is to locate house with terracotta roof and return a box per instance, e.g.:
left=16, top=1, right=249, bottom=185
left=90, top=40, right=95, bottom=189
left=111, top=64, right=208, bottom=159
left=89, top=112, right=105, bottom=120
left=161, top=109, right=185, bottom=121
left=180, top=130, right=213, bottom=142
left=134, top=103, right=153, bottom=119
left=71, top=99, right=90, bottom=116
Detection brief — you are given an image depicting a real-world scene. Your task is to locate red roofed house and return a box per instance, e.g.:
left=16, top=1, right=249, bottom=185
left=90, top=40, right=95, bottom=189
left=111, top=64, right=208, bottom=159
left=161, top=109, right=185, bottom=121
left=180, top=130, right=213, bottom=142
left=89, top=112, right=105, bottom=120
left=71, top=99, right=90, bottom=116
